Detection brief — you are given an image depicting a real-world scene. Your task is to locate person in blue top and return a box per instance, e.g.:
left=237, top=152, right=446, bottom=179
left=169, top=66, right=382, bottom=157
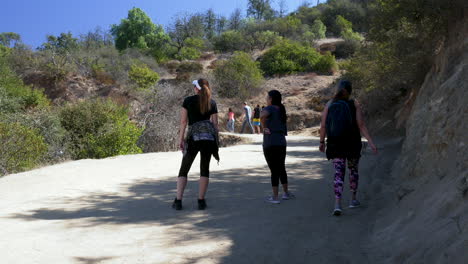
left=261, top=90, right=295, bottom=204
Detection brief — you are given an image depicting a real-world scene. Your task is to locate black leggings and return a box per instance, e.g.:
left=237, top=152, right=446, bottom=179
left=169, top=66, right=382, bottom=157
left=263, top=146, right=288, bottom=187
left=178, top=140, right=214, bottom=177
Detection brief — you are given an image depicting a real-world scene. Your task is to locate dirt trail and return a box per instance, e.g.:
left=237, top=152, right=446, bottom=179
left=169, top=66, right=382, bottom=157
left=0, top=135, right=383, bottom=264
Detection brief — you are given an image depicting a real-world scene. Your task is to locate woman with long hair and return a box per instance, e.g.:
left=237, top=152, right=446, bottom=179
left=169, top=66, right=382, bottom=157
left=319, top=80, right=377, bottom=216
left=173, top=79, right=219, bottom=210
left=261, top=90, right=294, bottom=204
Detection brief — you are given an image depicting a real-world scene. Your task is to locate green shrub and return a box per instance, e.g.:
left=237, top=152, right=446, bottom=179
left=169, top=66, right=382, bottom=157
left=0, top=122, right=47, bottom=175
left=334, top=39, right=360, bottom=58
left=176, top=61, right=203, bottom=81
left=1, top=110, right=70, bottom=163
left=59, top=99, right=143, bottom=159
left=259, top=40, right=322, bottom=76
left=175, top=37, right=204, bottom=60
left=128, top=64, right=160, bottom=90
left=213, top=31, right=247, bottom=53
left=0, top=51, right=50, bottom=112
left=214, top=51, right=264, bottom=99
left=314, top=52, right=337, bottom=75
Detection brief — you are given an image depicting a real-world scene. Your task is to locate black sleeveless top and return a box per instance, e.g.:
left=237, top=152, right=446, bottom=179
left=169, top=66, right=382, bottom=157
left=326, top=99, right=362, bottom=159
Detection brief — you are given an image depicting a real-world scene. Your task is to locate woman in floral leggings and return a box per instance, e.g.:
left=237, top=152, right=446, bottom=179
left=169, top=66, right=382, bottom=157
left=319, top=80, right=378, bottom=216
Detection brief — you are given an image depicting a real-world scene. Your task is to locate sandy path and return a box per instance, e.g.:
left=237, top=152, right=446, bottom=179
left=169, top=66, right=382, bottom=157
left=0, top=135, right=376, bottom=264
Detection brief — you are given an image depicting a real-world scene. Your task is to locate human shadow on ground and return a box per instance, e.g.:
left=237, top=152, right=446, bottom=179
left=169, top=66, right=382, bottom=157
left=11, top=138, right=372, bottom=264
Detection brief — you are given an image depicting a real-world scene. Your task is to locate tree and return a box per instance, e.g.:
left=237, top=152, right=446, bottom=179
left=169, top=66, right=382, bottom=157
left=79, top=27, right=113, bottom=49
left=246, top=31, right=281, bottom=51
left=247, top=0, right=275, bottom=20
left=310, top=19, right=326, bottom=39
left=335, top=15, right=363, bottom=41
left=213, top=31, right=247, bottom=53
left=228, top=8, right=243, bottom=30
left=216, top=15, right=228, bottom=35
left=204, top=9, right=217, bottom=39
left=168, top=13, right=205, bottom=55
left=0, top=32, right=21, bottom=48
left=41, top=32, right=78, bottom=53
left=110, top=8, right=169, bottom=52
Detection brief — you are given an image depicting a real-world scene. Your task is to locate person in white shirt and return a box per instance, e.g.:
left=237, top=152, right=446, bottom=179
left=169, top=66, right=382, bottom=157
left=240, top=102, right=254, bottom=133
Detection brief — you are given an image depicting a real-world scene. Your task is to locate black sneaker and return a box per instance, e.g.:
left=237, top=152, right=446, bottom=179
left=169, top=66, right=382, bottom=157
left=172, top=198, right=182, bottom=210
left=198, top=199, right=207, bottom=210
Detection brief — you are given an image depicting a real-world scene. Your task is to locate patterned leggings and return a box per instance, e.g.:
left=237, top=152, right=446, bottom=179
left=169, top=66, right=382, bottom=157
left=333, top=158, right=360, bottom=199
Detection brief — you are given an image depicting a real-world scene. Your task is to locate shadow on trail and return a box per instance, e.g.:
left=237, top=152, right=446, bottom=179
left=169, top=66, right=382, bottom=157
left=11, top=137, right=371, bottom=263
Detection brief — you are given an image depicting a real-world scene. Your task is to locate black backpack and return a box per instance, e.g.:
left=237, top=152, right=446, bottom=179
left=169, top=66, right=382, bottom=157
left=326, top=100, right=353, bottom=139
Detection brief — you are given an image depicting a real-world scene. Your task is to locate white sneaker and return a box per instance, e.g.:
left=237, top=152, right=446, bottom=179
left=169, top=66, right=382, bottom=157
left=282, top=192, right=296, bottom=200
left=265, top=196, right=281, bottom=204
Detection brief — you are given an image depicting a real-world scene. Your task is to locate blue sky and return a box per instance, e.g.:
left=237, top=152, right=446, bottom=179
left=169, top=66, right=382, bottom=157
left=1, top=0, right=311, bottom=49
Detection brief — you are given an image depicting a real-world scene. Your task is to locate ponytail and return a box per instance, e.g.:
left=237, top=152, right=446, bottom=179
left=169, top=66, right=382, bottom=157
left=198, top=79, right=212, bottom=114
left=268, top=90, right=287, bottom=124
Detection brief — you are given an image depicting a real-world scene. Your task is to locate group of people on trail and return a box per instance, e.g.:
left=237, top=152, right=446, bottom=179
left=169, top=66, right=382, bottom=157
left=172, top=78, right=377, bottom=216
left=226, top=102, right=263, bottom=134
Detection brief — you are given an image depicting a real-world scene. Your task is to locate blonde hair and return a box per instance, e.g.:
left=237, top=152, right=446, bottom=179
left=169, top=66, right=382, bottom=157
left=197, top=79, right=212, bottom=114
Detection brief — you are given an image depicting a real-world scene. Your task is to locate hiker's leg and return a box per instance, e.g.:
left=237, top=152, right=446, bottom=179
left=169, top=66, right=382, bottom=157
left=347, top=157, right=360, bottom=200
left=248, top=119, right=254, bottom=133
left=277, top=146, right=289, bottom=193
left=198, top=142, right=212, bottom=200
left=264, top=147, right=280, bottom=198
left=333, top=158, right=346, bottom=200
left=241, top=119, right=247, bottom=133
left=177, top=141, right=199, bottom=200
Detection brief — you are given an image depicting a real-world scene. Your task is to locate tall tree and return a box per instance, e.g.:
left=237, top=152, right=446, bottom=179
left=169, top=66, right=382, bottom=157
left=0, top=32, right=21, bottom=48
left=204, top=9, right=217, bottom=39
left=247, top=0, right=275, bottom=20
left=41, top=32, right=78, bottom=53
left=228, top=8, right=243, bottom=30
left=168, top=13, right=205, bottom=56
left=216, top=15, right=228, bottom=35
left=110, top=8, right=169, bottom=51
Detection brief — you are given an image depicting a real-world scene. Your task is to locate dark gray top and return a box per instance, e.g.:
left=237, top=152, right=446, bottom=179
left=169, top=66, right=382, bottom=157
left=262, top=105, right=287, bottom=148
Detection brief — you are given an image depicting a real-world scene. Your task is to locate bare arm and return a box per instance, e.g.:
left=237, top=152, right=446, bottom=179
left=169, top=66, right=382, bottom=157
left=211, top=113, right=219, bottom=131
left=319, top=105, right=329, bottom=152
left=178, top=108, right=188, bottom=151
left=260, top=109, right=270, bottom=134
left=355, top=100, right=378, bottom=154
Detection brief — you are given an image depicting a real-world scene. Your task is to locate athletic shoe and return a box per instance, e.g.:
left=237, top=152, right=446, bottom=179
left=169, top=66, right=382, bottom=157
left=282, top=192, right=296, bottom=200
left=333, top=205, right=342, bottom=216
left=265, top=196, right=281, bottom=204
left=172, top=198, right=182, bottom=210
left=349, top=200, right=361, bottom=208
left=198, top=199, right=207, bottom=210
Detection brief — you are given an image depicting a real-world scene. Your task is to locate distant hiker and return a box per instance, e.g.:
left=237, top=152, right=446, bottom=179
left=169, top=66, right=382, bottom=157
left=227, top=108, right=235, bottom=133
left=319, top=80, right=377, bottom=216
left=261, top=90, right=295, bottom=204
left=240, top=102, right=254, bottom=134
left=173, top=79, right=219, bottom=210
left=253, top=104, right=262, bottom=134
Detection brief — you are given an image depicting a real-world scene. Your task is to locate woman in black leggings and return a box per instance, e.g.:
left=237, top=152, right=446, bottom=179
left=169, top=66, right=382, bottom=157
left=173, top=79, right=219, bottom=210
left=261, top=90, right=294, bottom=204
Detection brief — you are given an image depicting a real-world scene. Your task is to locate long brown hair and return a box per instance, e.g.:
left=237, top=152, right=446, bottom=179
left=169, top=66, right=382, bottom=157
left=198, top=79, right=212, bottom=114
left=333, top=80, right=352, bottom=102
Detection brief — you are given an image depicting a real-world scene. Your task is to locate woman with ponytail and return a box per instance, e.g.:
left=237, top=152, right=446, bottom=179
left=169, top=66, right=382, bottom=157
left=260, top=90, right=294, bottom=204
left=319, top=80, right=377, bottom=216
left=173, top=79, right=219, bottom=210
